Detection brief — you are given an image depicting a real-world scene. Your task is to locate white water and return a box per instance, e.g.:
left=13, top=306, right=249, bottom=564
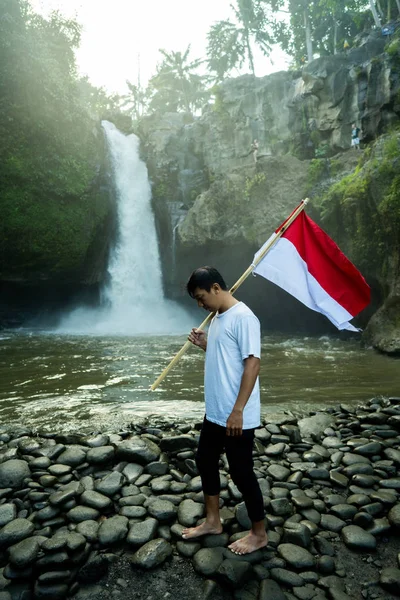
left=58, top=121, right=193, bottom=335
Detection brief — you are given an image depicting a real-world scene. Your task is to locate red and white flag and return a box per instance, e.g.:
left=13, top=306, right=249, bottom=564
left=253, top=209, right=370, bottom=332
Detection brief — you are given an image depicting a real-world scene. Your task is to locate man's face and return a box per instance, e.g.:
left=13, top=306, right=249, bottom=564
left=193, top=285, right=221, bottom=312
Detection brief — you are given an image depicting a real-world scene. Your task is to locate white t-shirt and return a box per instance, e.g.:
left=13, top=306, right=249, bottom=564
left=204, top=302, right=261, bottom=429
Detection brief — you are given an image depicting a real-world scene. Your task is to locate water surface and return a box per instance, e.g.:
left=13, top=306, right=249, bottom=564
left=0, top=332, right=398, bottom=432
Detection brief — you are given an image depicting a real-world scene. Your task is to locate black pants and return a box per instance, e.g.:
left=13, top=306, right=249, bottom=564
left=196, top=417, right=265, bottom=523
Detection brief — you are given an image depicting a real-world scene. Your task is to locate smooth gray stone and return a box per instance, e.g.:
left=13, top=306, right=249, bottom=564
left=159, top=435, right=197, bottom=453
left=271, top=568, right=304, bottom=587
left=298, top=415, right=334, bottom=440
left=370, top=491, right=397, bottom=505
left=38, top=570, right=71, bottom=584
left=309, top=468, right=329, bottom=480
left=292, top=495, right=314, bottom=509
left=271, top=498, right=293, bottom=516
left=388, top=503, right=400, bottom=528
left=0, top=518, right=35, bottom=549
left=217, top=558, right=253, bottom=588
left=122, top=462, right=143, bottom=483
left=33, top=582, right=68, bottom=599
left=330, top=504, right=357, bottom=520
left=314, top=536, right=334, bottom=557
left=127, top=518, right=158, bottom=546
left=47, top=464, right=72, bottom=477
left=259, top=579, right=286, bottom=600
left=76, top=521, right=99, bottom=542
left=320, top=514, right=346, bottom=532
left=203, top=533, right=230, bottom=548
left=0, top=504, right=17, bottom=527
left=341, top=525, right=376, bottom=550
left=322, top=437, right=343, bottom=449
left=323, top=494, right=346, bottom=507
left=353, top=512, right=373, bottom=528
left=146, top=461, right=168, bottom=476
left=329, top=471, right=348, bottom=487
left=29, top=457, right=51, bottom=470
left=299, top=509, right=321, bottom=525
left=187, top=476, right=202, bottom=492
left=81, top=490, right=112, bottom=511
left=283, top=522, right=311, bottom=549
left=236, top=502, right=251, bottom=529
left=119, top=505, right=147, bottom=518
left=384, top=448, right=400, bottom=464
left=380, top=567, right=400, bottom=594
left=57, top=446, right=87, bottom=466
left=176, top=540, right=201, bottom=558
left=36, top=505, right=60, bottom=522
left=265, top=443, right=286, bottom=456
left=94, top=471, right=124, bottom=497
left=355, top=442, right=381, bottom=455
left=67, top=506, right=100, bottom=523
left=150, top=477, right=171, bottom=494
left=303, top=451, right=324, bottom=463
left=0, top=460, right=30, bottom=490
left=116, top=437, right=161, bottom=464
left=254, top=428, right=271, bottom=443
left=49, top=483, right=82, bottom=507
left=86, top=446, right=114, bottom=464
left=81, top=434, right=110, bottom=448
left=177, top=498, right=204, bottom=527
left=148, top=499, right=176, bottom=522
left=8, top=536, right=40, bottom=568
left=267, top=465, right=290, bottom=481
left=343, top=463, right=374, bottom=477
left=342, top=454, right=371, bottom=466
left=98, top=515, right=128, bottom=545
left=317, top=555, right=335, bottom=575
left=193, top=547, right=225, bottom=576
left=380, top=478, right=400, bottom=489
left=277, top=543, right=316, bottom=569
left=366, top=517, right=391, bottom=536
left=346, top=494, right=371, bottom=507
left=119, top=494, right=146, bottom=507
left=76, top=553, right=110, bottom=584
left=351, top=474, right=377, bottom=488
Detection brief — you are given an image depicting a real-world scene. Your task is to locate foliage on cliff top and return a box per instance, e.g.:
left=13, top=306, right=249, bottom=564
left=315, top=132, right=400, bottom=281
left=0, top=0, right=114, bottom=278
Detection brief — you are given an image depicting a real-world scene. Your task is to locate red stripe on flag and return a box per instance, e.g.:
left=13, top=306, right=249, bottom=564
left=274, top=201, right=305, bottom=234
left=282, top=211, right=370, bottom=317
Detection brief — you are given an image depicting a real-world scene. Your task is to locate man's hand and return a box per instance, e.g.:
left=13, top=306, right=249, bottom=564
left=188, top=328, right=207, bottom=351
left=226, top=409, right=243, bottom=436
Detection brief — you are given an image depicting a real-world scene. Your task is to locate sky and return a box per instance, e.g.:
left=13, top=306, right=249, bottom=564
left=30, top=0, right=290, bottom=95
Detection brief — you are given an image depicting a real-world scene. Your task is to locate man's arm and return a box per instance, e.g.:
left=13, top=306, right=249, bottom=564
left=226, top=355, right=260, bottom=436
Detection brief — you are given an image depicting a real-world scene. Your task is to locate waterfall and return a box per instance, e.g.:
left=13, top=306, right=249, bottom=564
left=58, top=121, right=193, bottom=335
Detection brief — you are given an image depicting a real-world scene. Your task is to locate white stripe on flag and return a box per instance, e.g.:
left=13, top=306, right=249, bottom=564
left=253, top=238, right=360, bottom=332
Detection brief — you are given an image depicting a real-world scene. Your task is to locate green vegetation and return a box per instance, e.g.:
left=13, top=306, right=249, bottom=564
left=315, top=133, right=400, bottom=277
left=0, top=0, right=114, bottom=278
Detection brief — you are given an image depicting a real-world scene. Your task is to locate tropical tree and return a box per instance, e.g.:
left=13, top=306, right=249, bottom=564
left=207, top=0, right=274, bottom=80
left=146, top=46, right=209, bottom=114
left=121, top=81, right=148, bottom=121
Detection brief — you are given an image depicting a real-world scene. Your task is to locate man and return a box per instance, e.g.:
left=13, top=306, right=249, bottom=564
left=351, top=123, right=361, bottom=150
left=181, top=266, right=268, bottom=555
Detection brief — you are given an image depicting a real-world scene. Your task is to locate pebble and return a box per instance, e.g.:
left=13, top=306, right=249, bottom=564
left=0, top=398, right=397, bottom=599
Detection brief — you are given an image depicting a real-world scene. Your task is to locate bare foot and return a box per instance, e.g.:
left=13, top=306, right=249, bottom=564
left=228, top=530, right=268, bottom=555
left=182, top=521, right=223, bottom=540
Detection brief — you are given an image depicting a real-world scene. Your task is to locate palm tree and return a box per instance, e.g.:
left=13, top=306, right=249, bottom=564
left=207, top=0, right=273, bottom=80
left=148, top=46, right=208, bottom=114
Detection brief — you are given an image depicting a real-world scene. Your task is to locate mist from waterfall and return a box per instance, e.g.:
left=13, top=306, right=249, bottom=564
left=58, top=121, right=193, bottom=335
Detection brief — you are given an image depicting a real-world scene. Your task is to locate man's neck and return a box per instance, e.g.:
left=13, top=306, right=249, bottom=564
left=218, top=292, right=239, bottom=314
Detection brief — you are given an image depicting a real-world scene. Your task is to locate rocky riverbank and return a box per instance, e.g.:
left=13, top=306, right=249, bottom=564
left=0, top=397, right=399, bottom=600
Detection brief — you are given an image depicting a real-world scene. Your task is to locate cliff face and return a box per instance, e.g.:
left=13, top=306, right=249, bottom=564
left=143, top=33, right=400, bottom=350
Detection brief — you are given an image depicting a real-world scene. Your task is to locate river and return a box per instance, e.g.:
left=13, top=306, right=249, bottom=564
left=0, top=331, right=398, bottom=432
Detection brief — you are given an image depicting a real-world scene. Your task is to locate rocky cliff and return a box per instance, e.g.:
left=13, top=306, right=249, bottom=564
left=142, top=33, right=400, bottom=351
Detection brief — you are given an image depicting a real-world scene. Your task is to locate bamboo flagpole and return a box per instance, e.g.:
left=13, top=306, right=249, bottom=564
left=150, top=198, right=309, bottom=391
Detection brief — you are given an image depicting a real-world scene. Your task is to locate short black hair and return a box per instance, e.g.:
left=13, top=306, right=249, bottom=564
left=186, top=266, right=228, bottom=298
